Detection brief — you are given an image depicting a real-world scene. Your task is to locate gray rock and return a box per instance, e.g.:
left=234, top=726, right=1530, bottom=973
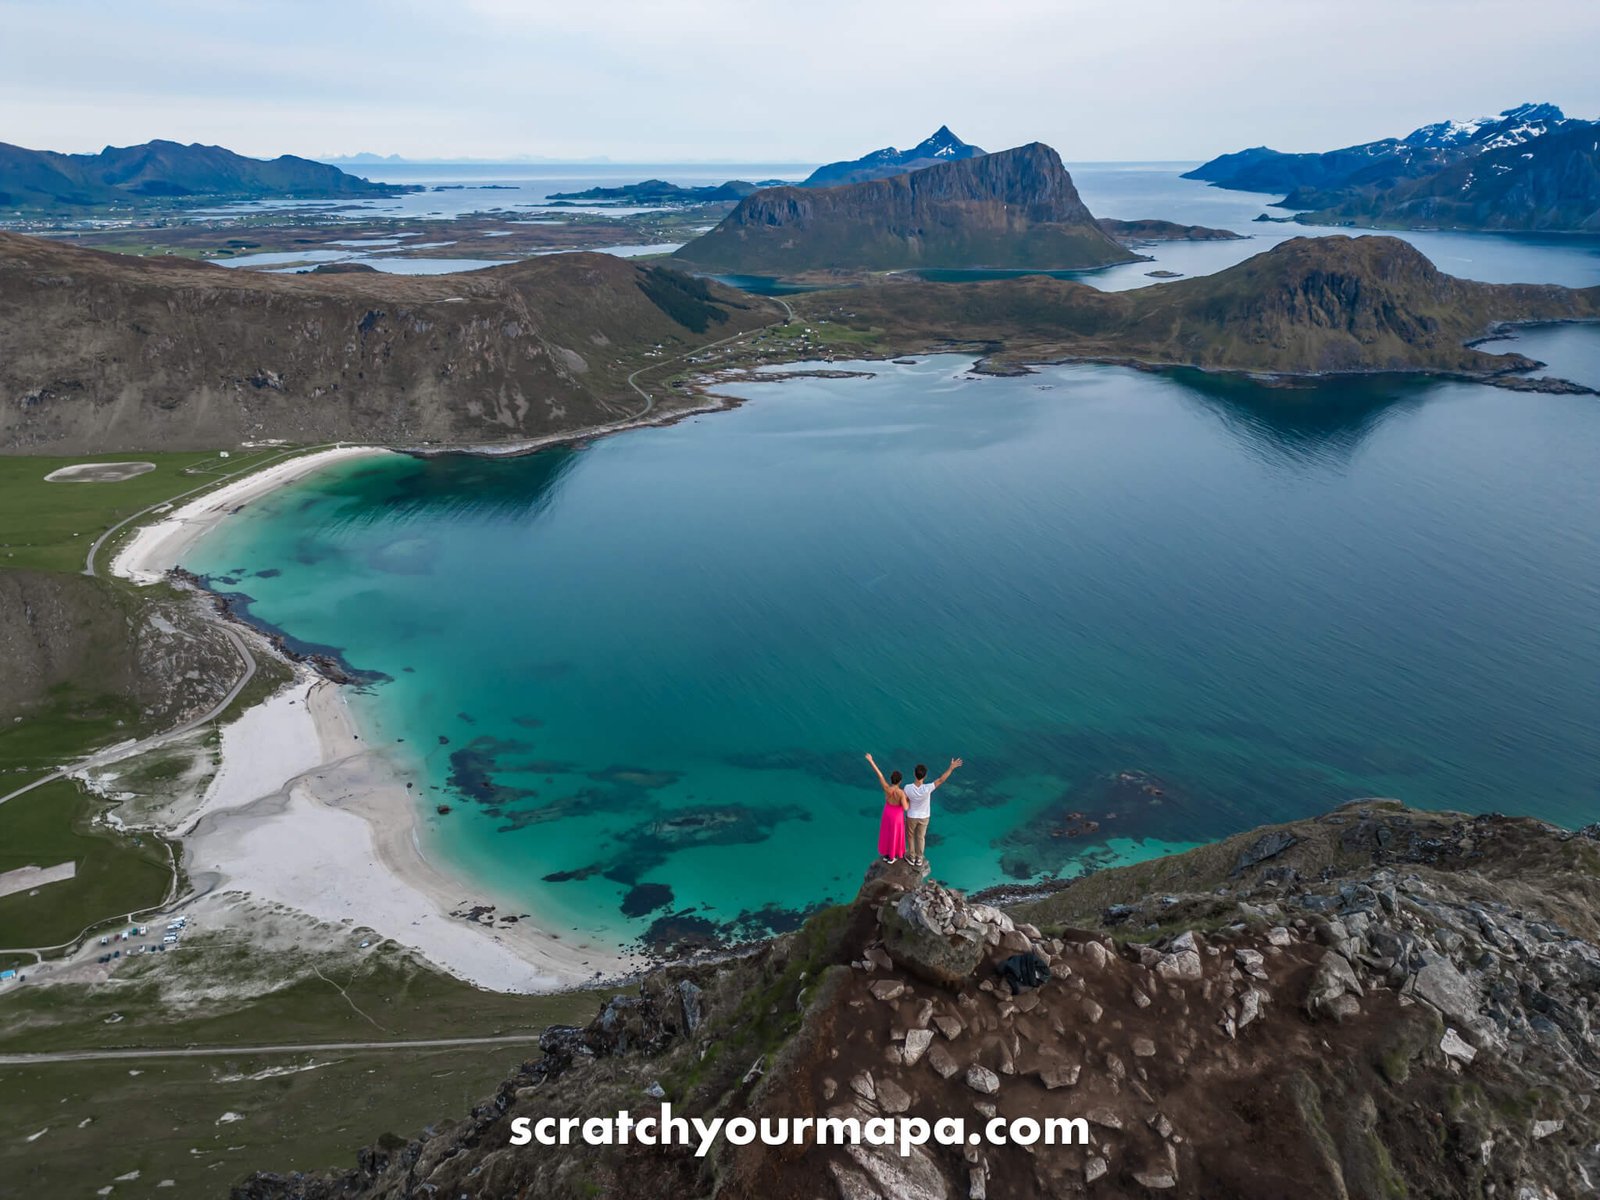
left=1231, top=829, right=1298, bottom=876
left=1305, top=950, right=1364, bottom=1022
left=1085, top=1156, right=1108, bottom=1183
left=881, top=884, right=987, bottom=988
left=1440, top=1028, right=1477, bottom=1064
left=850, top=1071, right=876, bottom=1101
left=902, top=1028, right=934, bottom=1066
left=869, top=979, right=907, bottom=1002
left=926, top=1043, right=960, bottom=1079
left=1412, top=953, right=1482, bottom=1033
left=1038, top=1062, right=1081, bottom=1089
left=965, top=1065, right=1000, bottom=1095
left=876, top=1078, right=912, bottom=1115
left=677, top=979, right=703, bottom=1034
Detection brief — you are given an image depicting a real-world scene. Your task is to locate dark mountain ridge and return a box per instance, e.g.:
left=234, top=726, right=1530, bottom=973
left=800, top=124, right=986, bottom=188
left=1184, top=104, right=1600, bottom=232
left=0, top=232, right=776, bottom=453
left=674, top=143, right=1138, bottom=275
left=0, top=138, right=409, bottom=210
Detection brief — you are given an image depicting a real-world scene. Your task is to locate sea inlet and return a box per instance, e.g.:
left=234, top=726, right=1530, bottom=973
left=186, top=350, right=1600, bottom=953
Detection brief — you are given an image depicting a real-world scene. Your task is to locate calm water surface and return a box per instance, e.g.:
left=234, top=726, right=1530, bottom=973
left=187, top=351, right=1600, bottom=949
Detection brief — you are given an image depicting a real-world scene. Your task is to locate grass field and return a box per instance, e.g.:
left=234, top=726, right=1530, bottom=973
left=0, top=448, right=286, bottom=574
left=0, top=1043, right=559, bottom=1195
left=0, top=780, right=173, bottom=950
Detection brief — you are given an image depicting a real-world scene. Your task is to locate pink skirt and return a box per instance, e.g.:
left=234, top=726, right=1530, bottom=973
left=878, top=804, right=906, bottom=859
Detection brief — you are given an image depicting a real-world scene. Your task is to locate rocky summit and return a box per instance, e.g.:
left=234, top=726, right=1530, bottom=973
left=233, top=803, right=1600, bottom=1199
left=673, top=142, right=1137, bottom=275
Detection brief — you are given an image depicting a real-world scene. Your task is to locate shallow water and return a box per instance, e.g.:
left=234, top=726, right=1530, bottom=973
left=186, top=347, right=1600, bottom=950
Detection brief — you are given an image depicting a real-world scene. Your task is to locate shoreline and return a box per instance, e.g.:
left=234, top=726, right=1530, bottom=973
left=110, top=445, right=393, bottom=585
left=112, top=443, right=643, bottom=992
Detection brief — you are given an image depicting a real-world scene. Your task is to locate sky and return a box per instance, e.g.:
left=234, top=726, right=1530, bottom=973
left=5, top=0, right=1600, bottom=164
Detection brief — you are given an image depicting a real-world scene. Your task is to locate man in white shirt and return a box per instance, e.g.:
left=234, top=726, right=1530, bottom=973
left=903, top=756, right=962, bottom=869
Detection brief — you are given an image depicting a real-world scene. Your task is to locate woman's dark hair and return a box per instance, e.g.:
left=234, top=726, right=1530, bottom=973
left=890, top=770, right=903, bottom=785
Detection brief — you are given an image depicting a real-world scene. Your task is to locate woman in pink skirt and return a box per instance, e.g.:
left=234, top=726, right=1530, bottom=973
left=866, top=752, right=908, bottom=863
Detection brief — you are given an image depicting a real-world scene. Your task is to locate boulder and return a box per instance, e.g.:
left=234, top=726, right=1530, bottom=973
left=1305, top=951, right=1364, bottom=1022
left=881, top=884, right=988, bottom=988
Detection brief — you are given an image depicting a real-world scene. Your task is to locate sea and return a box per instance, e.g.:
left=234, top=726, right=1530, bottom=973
left=183, top=163, right=1600, bottom=954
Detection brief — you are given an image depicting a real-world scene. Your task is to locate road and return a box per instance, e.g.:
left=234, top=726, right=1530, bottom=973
left=0, top=1033, right=541, bottom=1065
left=623, top=294, right=794, bottom=419
left=0, top=624, right=256, bottom=811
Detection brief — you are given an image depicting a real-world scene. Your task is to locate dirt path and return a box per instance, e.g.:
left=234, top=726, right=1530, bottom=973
left=0, top=1034, right=541, bottom=1065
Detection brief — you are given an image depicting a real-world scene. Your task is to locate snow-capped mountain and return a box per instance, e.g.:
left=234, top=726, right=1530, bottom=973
left=1401, top=103, right=1570, bottom=152
left=800, top=126, right=986, bottom=188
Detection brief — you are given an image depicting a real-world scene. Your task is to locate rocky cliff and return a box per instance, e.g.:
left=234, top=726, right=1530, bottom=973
left=0, top=234, right=776, bottom=454
left=674, top=143, right=1138, bottom=275
left=232, top=802, right=1600, bottom=1199
left=797, top=235, right=1600, bottom=379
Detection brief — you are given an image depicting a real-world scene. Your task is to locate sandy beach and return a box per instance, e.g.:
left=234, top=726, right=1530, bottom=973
left=113, top=445, right=639, bottom=992
left=110, top=445, right=391, bottom=585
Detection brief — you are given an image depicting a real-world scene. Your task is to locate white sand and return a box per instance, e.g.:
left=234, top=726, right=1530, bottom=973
left=180, top=678, right=637, bottom=992
left=113, top=444, right=640, bottom=992
left=111, top=446, right=390, bottom=585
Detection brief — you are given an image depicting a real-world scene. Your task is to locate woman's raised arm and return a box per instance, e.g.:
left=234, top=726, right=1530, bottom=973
left=865, top=752, right=890, bottom=793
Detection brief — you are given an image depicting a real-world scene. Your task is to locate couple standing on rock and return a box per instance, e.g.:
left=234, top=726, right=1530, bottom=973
left=866, top=752, right=961, bottom=869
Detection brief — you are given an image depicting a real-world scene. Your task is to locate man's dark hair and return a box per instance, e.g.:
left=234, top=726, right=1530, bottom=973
left=914, top=764, right=927, bottom=781
left=890, top=770, right=903, bottom=785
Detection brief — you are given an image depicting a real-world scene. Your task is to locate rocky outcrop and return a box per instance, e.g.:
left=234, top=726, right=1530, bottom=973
left=0, top=234, right=776, bottom=453
left=674, top=143, right=1138, bottom=275
left=0, top=570, right=236, bottom=729
left=233, top=803, right=1600, bottom=1200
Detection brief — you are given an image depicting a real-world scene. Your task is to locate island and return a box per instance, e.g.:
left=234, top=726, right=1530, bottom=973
left=0, top=138, right=414, bottom=210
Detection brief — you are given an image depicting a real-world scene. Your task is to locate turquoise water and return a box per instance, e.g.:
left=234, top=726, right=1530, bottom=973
left=185, top=349, right=1600, bottom=952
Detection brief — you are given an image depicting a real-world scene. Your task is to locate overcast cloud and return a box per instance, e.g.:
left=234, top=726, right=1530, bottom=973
left=5, top=0, right=1598, bottom=163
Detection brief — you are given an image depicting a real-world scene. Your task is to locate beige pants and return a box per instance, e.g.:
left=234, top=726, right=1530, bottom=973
left=906, top=817, right=929, bottom=861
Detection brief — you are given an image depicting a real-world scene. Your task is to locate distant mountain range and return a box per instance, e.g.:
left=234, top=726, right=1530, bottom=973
left=799, top=125, right=986, bottom=188
left=674, top=142, right=1137, bottom=275
left=1186, top=104, right=1600, bottom=231
left=544, top=179, right=787, bottom=204
left=0, top=140, right=410, bottom=210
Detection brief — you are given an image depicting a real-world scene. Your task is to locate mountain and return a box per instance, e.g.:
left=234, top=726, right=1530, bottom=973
left=545, top=179, right=771, bottom=204
left=233, top=804, right=1600, bottom=1200
left=800, top=124, right=985, bottom=188
left=1302, top=121, right=1600, bottom=232
left=0, top=139, right=409, bottom=210
left=1182, top=105, right=1600, bottom=231
left=794, top=235, right=1600, bottom=378
left=673, top=143, right=1137, bottom=275
left=0, top=233, right=777, bottom=454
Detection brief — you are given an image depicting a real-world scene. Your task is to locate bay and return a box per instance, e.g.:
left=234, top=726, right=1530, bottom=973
left=185, top=347, right=1600, bottom=951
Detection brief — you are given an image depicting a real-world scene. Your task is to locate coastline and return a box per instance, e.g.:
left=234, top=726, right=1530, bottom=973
left=112, top=443, right=641, bottom=992
left=110, top=445, right=393, bottom=585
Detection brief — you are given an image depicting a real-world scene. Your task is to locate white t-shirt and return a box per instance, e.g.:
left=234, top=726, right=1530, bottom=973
left=905, top=781, right=936, bottom=819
